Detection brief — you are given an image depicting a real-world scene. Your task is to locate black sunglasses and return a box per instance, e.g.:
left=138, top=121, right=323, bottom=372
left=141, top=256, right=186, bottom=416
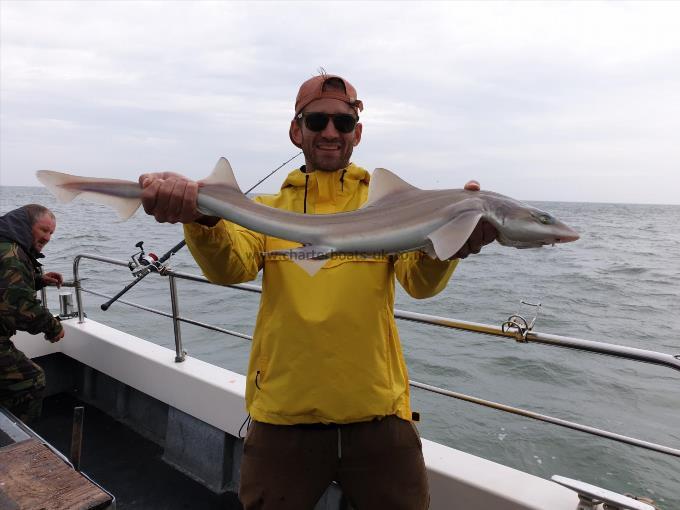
left=297, top=112, right=358, bottom=134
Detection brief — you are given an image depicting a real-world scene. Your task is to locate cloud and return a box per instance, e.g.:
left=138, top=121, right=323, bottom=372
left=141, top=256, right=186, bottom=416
left=1, top=1, right=679, bottom=204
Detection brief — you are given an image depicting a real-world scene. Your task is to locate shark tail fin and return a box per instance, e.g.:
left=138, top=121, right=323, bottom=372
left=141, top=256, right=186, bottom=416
left=200, top=157, right=242, bottom=192
left=36, top=170, right=141, bottom=220
left=36, top=170, right=83, bottom=203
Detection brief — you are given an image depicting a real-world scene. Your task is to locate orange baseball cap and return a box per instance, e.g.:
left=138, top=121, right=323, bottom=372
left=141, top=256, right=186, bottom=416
left=289, top=74, right=363, bottom=147
left=293, top=74, right=364, bottom=116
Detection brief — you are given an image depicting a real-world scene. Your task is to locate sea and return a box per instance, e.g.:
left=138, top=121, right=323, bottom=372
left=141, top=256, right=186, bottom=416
left=2, top=185, right=679, bottom=508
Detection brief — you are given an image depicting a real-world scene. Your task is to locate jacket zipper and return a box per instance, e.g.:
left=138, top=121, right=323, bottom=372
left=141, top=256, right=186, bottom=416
left=303, top=174, right=309, bottom=214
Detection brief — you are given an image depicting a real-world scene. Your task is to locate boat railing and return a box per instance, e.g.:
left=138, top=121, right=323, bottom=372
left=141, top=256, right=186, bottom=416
left=48, top=253, right=680, bottom=460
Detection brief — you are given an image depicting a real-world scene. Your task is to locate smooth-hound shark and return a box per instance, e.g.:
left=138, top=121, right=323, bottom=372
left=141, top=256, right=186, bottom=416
left=37, top=157, right=579, bottom=275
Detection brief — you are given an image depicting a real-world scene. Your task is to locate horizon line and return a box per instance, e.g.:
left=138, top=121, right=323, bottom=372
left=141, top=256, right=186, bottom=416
left=0, top=184, right=678, bottom=208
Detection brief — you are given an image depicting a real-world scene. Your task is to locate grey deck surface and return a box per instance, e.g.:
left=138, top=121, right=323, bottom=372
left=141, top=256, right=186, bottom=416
left=33, top=393, right=243, bottom=510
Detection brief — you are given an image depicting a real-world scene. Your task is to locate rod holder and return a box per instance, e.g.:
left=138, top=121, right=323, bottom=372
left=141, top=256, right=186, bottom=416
left=59, top=291, right=75, bottom=318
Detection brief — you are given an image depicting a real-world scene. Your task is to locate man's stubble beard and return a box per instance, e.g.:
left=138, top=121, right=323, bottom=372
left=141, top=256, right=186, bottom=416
left=302, top=136, right=354, bottom=173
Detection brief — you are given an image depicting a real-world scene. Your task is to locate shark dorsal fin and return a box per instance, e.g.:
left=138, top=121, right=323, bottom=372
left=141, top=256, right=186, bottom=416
left=201, top=157, right=241, bottom=192
left=363, top=168, right=419, bottom=208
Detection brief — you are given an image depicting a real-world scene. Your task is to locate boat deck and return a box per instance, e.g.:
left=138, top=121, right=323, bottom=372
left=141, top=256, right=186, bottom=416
left=0, top=437, right=112, bottom=510
left=32, top=393, right=243, bottom=510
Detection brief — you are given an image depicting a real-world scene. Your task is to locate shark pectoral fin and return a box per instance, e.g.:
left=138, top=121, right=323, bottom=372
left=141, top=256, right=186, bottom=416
left=427, top=211, right=483, bottom=260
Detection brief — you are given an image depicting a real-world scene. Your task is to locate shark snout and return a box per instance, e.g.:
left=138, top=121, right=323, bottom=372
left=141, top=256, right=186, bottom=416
left=553, top=227, right=580, bottom=244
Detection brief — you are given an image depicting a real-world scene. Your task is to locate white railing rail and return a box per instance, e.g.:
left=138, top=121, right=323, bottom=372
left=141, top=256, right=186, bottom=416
left=57, top=253, right=680, bottom=459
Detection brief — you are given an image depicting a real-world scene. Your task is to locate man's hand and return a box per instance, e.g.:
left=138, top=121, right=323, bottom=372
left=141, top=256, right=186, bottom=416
left=42, top=272, right=63, bottom=288
left=450, top=180, right=497, bottom=260
left=451, top=220, right=497, bottom=259
left=139, top=172, right=216, bottom=225
left=46, top=329, right=65, bottom=343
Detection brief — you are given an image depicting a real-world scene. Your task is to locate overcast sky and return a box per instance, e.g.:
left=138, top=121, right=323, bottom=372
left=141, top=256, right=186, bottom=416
left=1, top=1, right=679, bottom=204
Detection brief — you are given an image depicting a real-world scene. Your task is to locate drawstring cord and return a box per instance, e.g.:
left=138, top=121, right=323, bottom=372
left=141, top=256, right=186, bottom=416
left=340, top=169, right=346, bottom=192
left=302, top=166, right=348, bottom=213
left=238, top=414, right=252, bottom=439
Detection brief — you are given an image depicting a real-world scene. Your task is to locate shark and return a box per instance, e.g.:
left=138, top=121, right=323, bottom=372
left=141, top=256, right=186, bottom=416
left=36, top=157, right=579, bottom=275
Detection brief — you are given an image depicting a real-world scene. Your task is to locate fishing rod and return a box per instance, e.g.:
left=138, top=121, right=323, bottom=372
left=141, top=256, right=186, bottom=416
left=101, top=152, right=302, bottom=311
left=100, top=239, right=185, bottom=310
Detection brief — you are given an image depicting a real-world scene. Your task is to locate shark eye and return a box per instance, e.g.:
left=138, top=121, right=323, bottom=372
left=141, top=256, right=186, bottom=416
left=537, top=213, right=554, bottom=225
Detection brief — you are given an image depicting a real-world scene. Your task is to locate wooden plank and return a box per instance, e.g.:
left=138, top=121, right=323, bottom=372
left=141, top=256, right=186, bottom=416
left=0, top=438, right=112, bottom=510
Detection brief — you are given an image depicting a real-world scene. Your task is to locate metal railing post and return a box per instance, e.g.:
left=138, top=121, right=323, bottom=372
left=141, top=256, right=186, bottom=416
left=168, top=274, right=186, bottom=362
left=73, top=255, right=86, bottom=323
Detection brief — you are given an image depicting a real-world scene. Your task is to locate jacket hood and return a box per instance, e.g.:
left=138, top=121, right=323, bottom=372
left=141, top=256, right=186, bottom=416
left=279, top=163, right=370, bottom=190
left=0, top=207, right=43, bottom=259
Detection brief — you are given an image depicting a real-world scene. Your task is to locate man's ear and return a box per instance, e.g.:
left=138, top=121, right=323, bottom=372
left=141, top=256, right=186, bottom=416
left=353, top=122, right=363, bottom=146
left=289, top=119, right=303, bottom=148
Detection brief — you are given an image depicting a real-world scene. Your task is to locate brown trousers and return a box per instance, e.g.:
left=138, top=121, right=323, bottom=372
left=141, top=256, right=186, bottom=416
left=239, top=415, right=429, bottom=510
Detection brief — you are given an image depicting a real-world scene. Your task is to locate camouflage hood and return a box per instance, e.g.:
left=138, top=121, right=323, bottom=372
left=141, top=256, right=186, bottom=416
left=0, top=207, right=43, bottom=261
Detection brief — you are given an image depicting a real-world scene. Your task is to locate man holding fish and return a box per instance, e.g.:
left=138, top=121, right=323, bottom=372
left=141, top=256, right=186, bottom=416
left=139, top=73, right=496, bottom=509
left=36, top=68, right=579, bottom=508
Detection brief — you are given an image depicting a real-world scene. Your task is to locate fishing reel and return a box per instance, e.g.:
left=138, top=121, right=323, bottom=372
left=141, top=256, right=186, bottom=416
left=128, top=241, right=160, bottom=276
left=502, top=300, right=542, bottom=342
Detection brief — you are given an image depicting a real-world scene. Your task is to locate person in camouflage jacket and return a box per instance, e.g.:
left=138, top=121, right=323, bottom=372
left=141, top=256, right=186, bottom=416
left=0, top=204, right=64, bottom=423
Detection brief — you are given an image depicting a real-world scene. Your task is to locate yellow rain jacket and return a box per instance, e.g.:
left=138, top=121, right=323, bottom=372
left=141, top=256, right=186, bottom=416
left=184, top=163, right=458, bottom=425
